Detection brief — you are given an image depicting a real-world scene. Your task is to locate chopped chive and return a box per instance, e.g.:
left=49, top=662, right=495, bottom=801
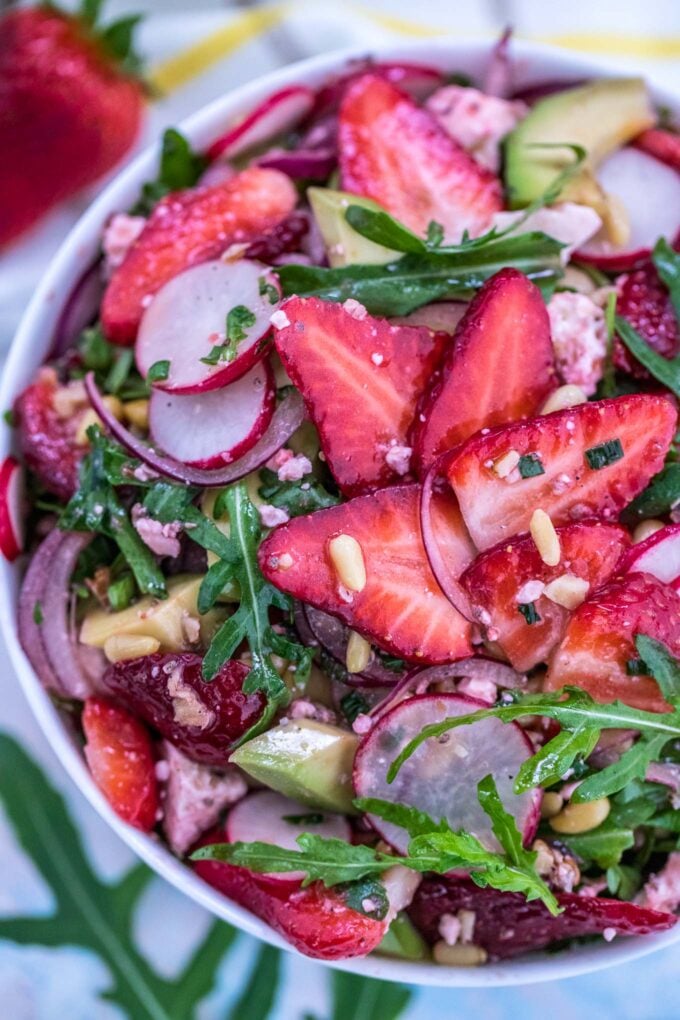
left=585, top=438, right=624, bottom=470
left=518, top=453, right=545, bottom=479
left=33, top=601, right=43, bottom=625
left=518, top=602, right=541, bottom=625
left=147, top=360, right=170, bottom=383
left=259, top=277, right=280, bottom=305
left=340, top=690, right=369, bottom=724
left=626, top=658, right=648, bottom=676
left=107, top=574, right=136, bottom=611
left=105, top=348, right=134, bottom=395
left=426, top=220, right=444, bottom=247
left=282, top=813, right=325, bottom=825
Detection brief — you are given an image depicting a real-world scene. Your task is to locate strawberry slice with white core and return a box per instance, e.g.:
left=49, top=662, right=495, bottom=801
left=446, top=393, right=677, bottom=551
left=0, top=456, right=24, bottom=562
left=620, top=523, right=680, bottom=591
left=353, top=693, right=540, bottom=855
left=148, top=362, right=274, bottom=468
left=273, top=296, right=445, bottom=496
left=546, top=572, right=680, bottom=713
left=227, top=790, right=351, bottom=882
left=136, top=259, right=280, bottom=393
left=339, top=74, right=502, bottom=242
left=461, top=521, right=630, bottom=671
left=578, top=147, right=680, bottom=270
left=413, top=268, right=556, bottom=474
left=259, top=484, right=473, bottom=664
left=207, top=86, right=315, bottom=161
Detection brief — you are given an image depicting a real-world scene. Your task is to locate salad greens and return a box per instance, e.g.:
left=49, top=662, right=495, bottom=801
left=133, top=128, right=207, bottom=216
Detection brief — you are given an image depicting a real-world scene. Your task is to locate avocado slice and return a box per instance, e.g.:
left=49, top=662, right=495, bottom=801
left=308, top=187, right=400, bottom=267
left=378, top=912, right=430, bottom=960
left=504, top=78, right=654, bottom=242
left=230, top=719, right=359, bottom=814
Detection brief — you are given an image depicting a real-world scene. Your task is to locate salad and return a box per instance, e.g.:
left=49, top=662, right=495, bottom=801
left=4, top=45, right=680, bottom=967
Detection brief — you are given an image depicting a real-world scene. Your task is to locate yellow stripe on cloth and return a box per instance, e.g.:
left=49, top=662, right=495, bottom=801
left=539, top=33, right=680, bottom=59
left=150, top=5, right=288, bottom=95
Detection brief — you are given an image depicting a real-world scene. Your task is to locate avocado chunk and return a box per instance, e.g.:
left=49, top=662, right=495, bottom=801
left=230, top=719, right=359, bottom=814
left=504, top=78, right=654, bottom=241
left=308, top=187, right=400, bottom=267
left=378, top=912, right=430, bottom=960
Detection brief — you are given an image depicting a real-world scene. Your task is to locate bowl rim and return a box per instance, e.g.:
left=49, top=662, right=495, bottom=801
left=2, top=35, right=679, bottom=987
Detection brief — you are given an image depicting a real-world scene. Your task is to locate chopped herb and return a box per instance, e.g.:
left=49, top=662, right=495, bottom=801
left=626, top=658, right=648, bottom=676
left=282, top=813, right=325, bottom=826
left=518, top=602, right=541, bottom=625
left=341, top=876, right=389, bottom=920
left=147, top=360, right=170, bottom=383
left=585, top=438, right=624, bottom=470
left=201, top=305, right=256, bottom=365
left=378, top=652, right=406, bottom=673
left=259, top=276, right=280, bottom=305
left=107, top=574, right=136, bottom=611
left=33, top=602, right=43, bottom=625
left=426, top=220, right=444, bottom=247
left=3, top=409, right=15, bottom=427
left=340, top=690, right=369, bottom=725
left=518, top=453, right=545, bottom=478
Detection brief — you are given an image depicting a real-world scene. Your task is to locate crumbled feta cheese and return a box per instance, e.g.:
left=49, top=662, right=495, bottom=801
left=385, top=444, right=412, bottom=476
left=352, top=713, right=373, bottom=735
left=342, top=298, right=368, bottom=320
left=457, top=676, right=497, bottom=704
left=516, top=579, right=546, bottom=603
left=289, top=698, right=337, bottom=725
left=103, top=213, right=146, bottom=274
left=547, top=291, right=607, bottom=396
left=270, top=310, right=290, bottom=330
left=637, top=853, right=680, bottom=913
left=277, top=453, right=312, bottom=482
left=371, top=352, right=384, bottom=366
left=426, top=85, right=528, bottom=172
left=131, top=504, right=182, bottom=559
left=491, top=203, right=602, bottom=264
left=438, top=913, right=462, bottom=946
left=258, top=504, right=290, bottom=528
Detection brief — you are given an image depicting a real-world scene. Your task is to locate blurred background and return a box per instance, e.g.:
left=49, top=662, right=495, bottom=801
left=1, top=1, right=680, bottom=1017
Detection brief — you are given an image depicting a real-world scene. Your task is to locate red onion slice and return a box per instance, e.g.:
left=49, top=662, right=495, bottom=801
left=18, top=530, right=62, bottom=692
left=51, top=261, right=103, bottom=357
left=84, top=372, right=305, bottom=487
left=483, top=28, right=513, bottom=99
left=258, top=147, right=337, bottom=181
left=419, top=456, right=475, bottom=622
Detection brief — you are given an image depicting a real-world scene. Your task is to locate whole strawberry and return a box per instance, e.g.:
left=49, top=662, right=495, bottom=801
left=0, top=1, right=145, bottom=248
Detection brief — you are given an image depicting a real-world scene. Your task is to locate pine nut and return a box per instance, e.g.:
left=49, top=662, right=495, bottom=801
left=328, top=534, right=366, bottom=592
left=123, top=398, right=150, bottom=430
left=543, top=574, right=589, bottom=610
left=549, top=797, right=610, bottom=834
left=433, top=941, right=488, bottom=966
left=493, top=450, right=520, bottom=478
left=632, top=519, right=665, bottom=544
left=530, top=509, right=561, bottom=567
left=104, top=633, right=161, bottom=663
left=540, top=385, right=587, bottom=415
left=346, top=630, right=371, bottom=673
left=540, top=791, right=564, bottom=819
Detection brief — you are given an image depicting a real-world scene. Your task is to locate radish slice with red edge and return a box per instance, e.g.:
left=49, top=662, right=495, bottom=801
left=620, top=523, right=680, bottom=591
left=0, top=456, right=23, bottom=561
left=226, top=789, right=351, bottom=882
left=353, top=693, right=540, bottom=855
left=419, top=457, right=475, bottom=622
left=84, top=372, right=305, bottom=487
left=207, top=86, right=315, bottom=162
left=149, top=362, right=275, bottom=469
left=136, top=259, right=280, bottom=394
left=577, top=146, right=680, bottom=270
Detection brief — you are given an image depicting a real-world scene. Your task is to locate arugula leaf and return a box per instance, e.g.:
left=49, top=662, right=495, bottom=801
left=133, top=128, right=207, bottom=215
left=514, top=726, right=600, bottom=792
left=607, top=863, right=641, bottom=900
left=60, top=427, right=166, bottom=598
left=276, top=231, right=563, bottom=317
left=0, top=733, right=239, bottom=1020
left=258, top=466, right=340, bottom=517
left=76, top=325, right=148, bottom=401
left=622, top=462, right=680, bottom=523
left=653, top=236, right=680, bottom=321
left=635, top=634, right=680, bottom=703
left=559, top=823, right=635, bottom=869
left=571, top=733, right=670, bottom=803
left=616, top=315, right=680, bottom=398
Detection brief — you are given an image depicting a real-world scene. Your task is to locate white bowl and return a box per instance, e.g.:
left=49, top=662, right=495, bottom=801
left=1, top=38, right=678, bottom=987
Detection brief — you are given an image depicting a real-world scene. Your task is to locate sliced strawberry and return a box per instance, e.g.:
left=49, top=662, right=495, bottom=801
left=338, top=73, right=502, bottom=241
left=546, top=572, right=680, bottom=712
left=413, top=268, right=556, bottom=473
left=14, top=370, right=87, bottom=500
left=634, top=128, right=680, bottom=172
left=614, top=260, right=679, bottom=377
left=446, top=393, right=676, bottom=551
left=259, top=484, right=473, bottom=664
left=273, top=296, right=446, bottom=496
left=193, top=827, right=386, bottom=959
left=101, top=167, right=297, bottom=344
left=82, top=696, right=158, bottom=832
left=408, top=875, right=676, bottom=960
left=461, top=521, right=630, bottom=671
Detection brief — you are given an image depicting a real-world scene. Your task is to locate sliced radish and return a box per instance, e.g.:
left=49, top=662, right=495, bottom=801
left=621, top=523, right=680, bottom=591
left=353, top=693, right=540, bottom=855
left=226, top=789, right=351, bottom=881
left=148, top=362, right=275, bottom=469
left=207, top=86, right=315, bottom=162
left=578, top=146, right=680, bottom=270
left=136, top=259, right=280, bottom=394
left=0, top=456, right=23, bottom=562
left=391, top=301, right=467, bottom=335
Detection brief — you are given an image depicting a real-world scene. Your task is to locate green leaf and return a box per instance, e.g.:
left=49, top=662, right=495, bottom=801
left=99, top=15, right=144, bottom=76
left=329, top=970, right=411, bottom=1020
left=147, top=360, right=171, bottom=383
left=560, top=823, right=635, bottom=868
left=354, top=797, right=448, bottom=839
left=258, top=467, right=340, bottom=517
left=616, top=315, right=680, bottom=398
left=345, top=204, right=428, bottom=253
left=622, top=462, right=680, bottom=523
left=515, top=726, right=600, bottom=792
left=572, top=733, right=670, bottom=803
left=635, top=634, right=680, bottom=704
left=0, top=733, right=239, bottom=1020
left=653, top=236, right=680, bottom=321
left=342, top=875, right=390, bottom=920
left=607, top=863, right=641, bottom=900
left=80, top=0, right=104, bottom=27
left=227, top=943, right=281, bottom=1020
left=134, top=129, right=207, bottom=215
